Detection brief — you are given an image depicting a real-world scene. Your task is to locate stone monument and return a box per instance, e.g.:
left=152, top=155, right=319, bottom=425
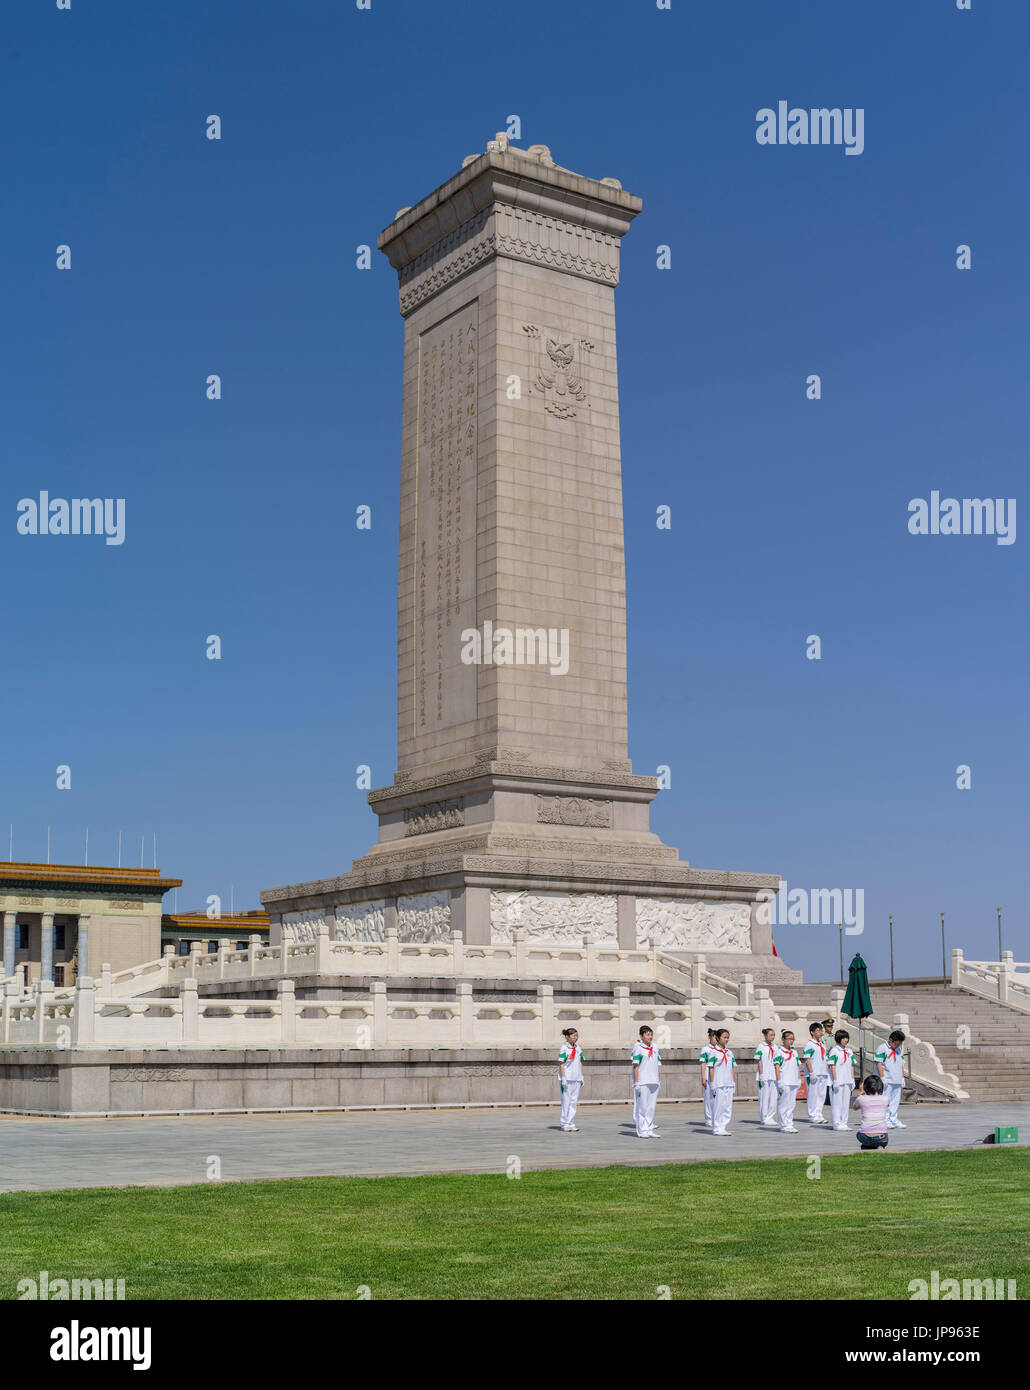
left=263, top=136, right=782, bottom=978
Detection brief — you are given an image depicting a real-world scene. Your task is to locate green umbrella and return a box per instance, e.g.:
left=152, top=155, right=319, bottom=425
left=841, top=953, right=874, bottom=1082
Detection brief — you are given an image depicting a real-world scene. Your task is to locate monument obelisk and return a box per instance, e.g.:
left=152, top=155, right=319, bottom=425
left=263, top=136, right=781, bottom=977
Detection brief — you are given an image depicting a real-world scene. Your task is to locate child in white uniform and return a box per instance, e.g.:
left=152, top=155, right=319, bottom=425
left=558, top=1027, right=584, bottom=1131
left=827, top=1028, right=855, bottom=1130
left=875, top=1029, right=907, bottom=1127
left=774, top=1030, right=802, bottom=1133
left=632, top=1026, right=661, bottom=1138
left=709, top=1028, right=736, bottom=1135
left=700, top=1029, right=717, bottom=1128
left=803, top=1022, right=830, bottom=1125
left=754, top=1026, right=778, bottom=1126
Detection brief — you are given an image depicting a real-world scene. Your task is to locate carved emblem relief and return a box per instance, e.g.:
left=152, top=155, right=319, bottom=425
left=522, top=326, right=594, bottom=418
left=536, top=795, right=612, bottom=828
left=404, top=799, right=465, bottom=837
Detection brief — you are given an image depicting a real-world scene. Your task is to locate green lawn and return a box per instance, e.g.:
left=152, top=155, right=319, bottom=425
left=2, top=1148, right=1028, bottom=1300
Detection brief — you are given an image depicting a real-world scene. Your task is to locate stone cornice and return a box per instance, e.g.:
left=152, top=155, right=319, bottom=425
left=368, top=759, right=658, bottom=808
left=261, top=857, right=779, bottom=908
left=379, top=148, right=642, bottom=315
left=378, top=149, right=640, bottom=271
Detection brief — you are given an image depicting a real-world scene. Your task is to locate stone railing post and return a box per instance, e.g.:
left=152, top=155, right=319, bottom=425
left=996, top=965, right=1009, bottom=1005
left=187, top=941, right=202, bottom=979
left=279, top=978, right=296, bottom=1042
left=15, top=963, right=27, bottom=995
left=385, top=925, right=399, bottom=973
left=738, top=974, right=754, bottom=1006
left=182, top=978, right=199, bottom=1043
left=99, top=962, right=113, bottom=996
left=614, top=984, right=631, bottom=1042
left=279, top=932, right=290, bottom=974
left=2, top=977, right=19, bottom=1043
left=458, top=981, right=476, bottom=1044
left=451, top=929, right=464, bottom=975
left=691, top=959, right=703, bottom=992
left=539, top=982, right=554, bottom=1042
left=1001, top=950, right=1014, bottom=968
left=756, top=987, right=774, bottom=1032
left=72, top=976, right=95, bottom=1046
left=248, top=933, right=262, bottom=977
left=36, top=980, right=55, bottom=1044
left=951, top=947, right=963, bottom=987
left=582, top=932, right=597, bottom=979
left=372, top=980, right=388, bottom=1044
left=513, top=928, right=527, bottom=977
left=315, top=923, right=332, bottom=974
left=218, top=938, right=232, bottom=979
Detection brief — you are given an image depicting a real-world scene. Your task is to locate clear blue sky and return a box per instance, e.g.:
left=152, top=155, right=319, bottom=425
left=2, top=1, right=1026, bottom=981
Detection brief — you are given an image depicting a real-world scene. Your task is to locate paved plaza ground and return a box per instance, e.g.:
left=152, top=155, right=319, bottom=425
left=1, top=1100, right=1025, bottom=1193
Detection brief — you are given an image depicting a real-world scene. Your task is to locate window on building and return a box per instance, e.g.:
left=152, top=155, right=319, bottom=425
left=16, top=924, right=29, bottom=950
left=55, top=965, right=66, bottom=987
left=236, top=941, right=248, bottom=951
left=207, top=940, right=218, bottom=954
left=55, top=925, right=66, bottom=951
left=178, top=939, right=190, bottom=956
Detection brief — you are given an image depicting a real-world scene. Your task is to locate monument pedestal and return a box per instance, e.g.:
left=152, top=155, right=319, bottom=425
left=263, top=137, right=782, bottom=974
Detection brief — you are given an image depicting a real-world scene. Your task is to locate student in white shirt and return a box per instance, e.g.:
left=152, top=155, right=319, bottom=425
left=802, top=1022, right=830, bottom=1125
left=773, top=1030, right=802, bottom=1133
left=557, top=1027, right=584, bottom=1132
left=753, top=1026, right=778, bottom=1126
left=700, top=1028, right=717, bottom=1128
left=709, top=1027, right=736, bottom=1135
left=631, top=1026, right=661, bottom=1138
left=827, top=1028, right=856, bottom=1130
left=875, top=1029, right=907, bottom=1128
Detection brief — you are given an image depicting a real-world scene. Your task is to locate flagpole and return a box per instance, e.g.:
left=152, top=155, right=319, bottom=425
left=838, top=924, right=843, bottom=985
left=940, top=912, right=946, bottom=982
left=996, top=906, right=1002, bottom=960
left=888, top=914, right=895, bottom=983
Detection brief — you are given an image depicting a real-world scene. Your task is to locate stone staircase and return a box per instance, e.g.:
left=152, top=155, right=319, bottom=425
left=775, top=980, right=1030, bottom=1102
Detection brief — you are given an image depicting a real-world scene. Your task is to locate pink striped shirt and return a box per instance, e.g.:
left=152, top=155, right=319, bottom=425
left=855, top=1094, right=889, bottom=1132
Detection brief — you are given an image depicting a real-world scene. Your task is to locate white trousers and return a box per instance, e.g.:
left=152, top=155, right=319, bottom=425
left=634, top=1082, right=659, bottom=1136
left=703, top=1081, right=714, bottom=1125
left=885, top=1082, right=903, bottom=1124
left=806, top=1074, right=828, bottom=1121
left=560, top=1079, right=582, bottom=1129
left=830, top=1083, right=853, bottom=1127
left=758, top=1078, right=778, bottom=1123
left=777, top=1084, right=799, bottom=1130
left=713, top=1085, right=734, bottom=1132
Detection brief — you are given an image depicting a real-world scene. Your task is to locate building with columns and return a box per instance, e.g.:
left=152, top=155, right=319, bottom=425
left=161, top=909, right=269, bottom=956
left=0, top=861, right=181, bottom=985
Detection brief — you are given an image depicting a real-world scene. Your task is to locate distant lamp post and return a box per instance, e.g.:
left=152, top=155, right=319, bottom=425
left=838, top=924, right=844, bottom=985
left=997, top=906, right=1002, bottom=960
left=889, top=915, right=895, bottom=984
left=940, top=912, right=947, bottom=982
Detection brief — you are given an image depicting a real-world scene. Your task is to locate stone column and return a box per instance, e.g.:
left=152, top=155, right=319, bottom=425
left=2, top=911, right=15, bottom=978
left=40, top=912, right=55, bottom=985
left=616, top=894, right=636, bottom=951
left=77, top=915, right=90, bottom=979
